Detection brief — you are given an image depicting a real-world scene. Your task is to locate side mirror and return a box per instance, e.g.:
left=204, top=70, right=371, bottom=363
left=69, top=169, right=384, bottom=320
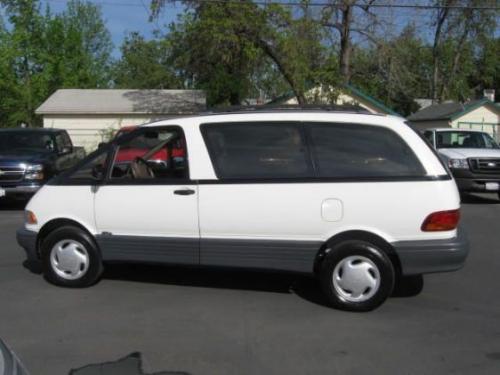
left=98, top=142, right=107, bottom=149
left=60, top=146, right=72, bottom=155
left=91, top=164, right=105, bottom=180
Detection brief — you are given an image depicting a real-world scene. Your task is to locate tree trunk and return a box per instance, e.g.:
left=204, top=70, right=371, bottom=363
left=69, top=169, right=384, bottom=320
left=431, top=1, right=451, bottom=103
left=440, top=12, right=472, bottom=99
left=339, top=3, right=353, bottom=83
left=256, top=39, right=307, bottom=104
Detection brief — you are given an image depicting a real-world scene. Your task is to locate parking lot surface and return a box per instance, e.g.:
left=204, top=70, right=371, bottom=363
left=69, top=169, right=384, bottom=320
left=1, top=195, right=500, bottom=375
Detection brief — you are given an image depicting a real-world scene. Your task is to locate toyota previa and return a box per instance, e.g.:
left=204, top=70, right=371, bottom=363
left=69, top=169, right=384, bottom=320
left=17, top=108, right=469, bottom=311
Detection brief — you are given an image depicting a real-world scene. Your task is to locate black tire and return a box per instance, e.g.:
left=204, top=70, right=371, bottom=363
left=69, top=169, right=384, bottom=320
left=40, top=226, right=103, bottom=287
left=319, top=240, right=395, bottom=312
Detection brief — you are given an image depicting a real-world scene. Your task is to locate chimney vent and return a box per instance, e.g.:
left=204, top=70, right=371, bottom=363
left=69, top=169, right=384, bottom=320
left=483, top=89, right=495, bottom=102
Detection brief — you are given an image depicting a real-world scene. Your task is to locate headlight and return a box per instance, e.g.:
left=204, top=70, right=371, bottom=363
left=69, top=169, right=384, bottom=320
left=448, top=159, right=469, bottom=169
left=25, top=164, right=44, bottom=180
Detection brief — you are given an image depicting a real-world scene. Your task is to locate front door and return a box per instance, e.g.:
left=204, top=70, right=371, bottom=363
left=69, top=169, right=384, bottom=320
left=94, top=126, right=199, bottom=265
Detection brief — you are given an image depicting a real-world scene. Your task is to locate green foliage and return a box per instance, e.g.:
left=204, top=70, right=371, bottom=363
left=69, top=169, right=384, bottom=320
left=0, top=0, right=112, bottom=127
left=113, top=32, right=182, bottom=89
left=166, top=2, right=265, bottom=106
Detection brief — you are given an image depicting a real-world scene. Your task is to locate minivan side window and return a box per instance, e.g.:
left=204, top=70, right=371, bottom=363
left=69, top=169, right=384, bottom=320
left=69, top=151, right=109, bottom=181
left=109, top=128, right=188, bottom=180
left=202, top=122, right=312, bottom=179
left=308, top=123, right=426, bottom=178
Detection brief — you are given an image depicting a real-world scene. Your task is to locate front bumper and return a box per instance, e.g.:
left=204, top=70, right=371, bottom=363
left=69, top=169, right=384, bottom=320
left=392, top=228, right=469, bottom=275
left=16, top=228, right=39, bottom=262
left=451, top=169, right=500, bottom=192
left=454, top=177, right=500, bottom=192
left=0, top=184, right=41, bottom=197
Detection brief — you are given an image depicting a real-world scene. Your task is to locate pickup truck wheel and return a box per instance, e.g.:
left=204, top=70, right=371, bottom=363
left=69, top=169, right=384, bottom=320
left=41, top=226, right=103, bottom=287
left=319, top=240, right=395, bottom=312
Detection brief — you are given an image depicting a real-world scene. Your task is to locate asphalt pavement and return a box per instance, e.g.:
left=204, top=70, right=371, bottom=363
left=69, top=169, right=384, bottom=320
left=1, top=195, right=500, bottom=375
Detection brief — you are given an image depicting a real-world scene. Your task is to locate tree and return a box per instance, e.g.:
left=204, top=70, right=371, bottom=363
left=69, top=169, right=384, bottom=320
left=0, top=15, right=23, bottom=126
left=0, top=0, right=113, bottom=127
left=113, top=32, right=182, bottom=89
left=152, top=0, right=328, bottom=105
left=61, top=0, right=113, bottom=87
left=164, top=1, right=265, bottom=106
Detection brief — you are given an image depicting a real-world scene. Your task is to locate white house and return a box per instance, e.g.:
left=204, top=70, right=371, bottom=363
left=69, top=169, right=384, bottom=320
left=268, top=84, right=401, bottom=116
left=408, top=98, right=500, bottom=141
left=36, top=89, right=206, bottom=150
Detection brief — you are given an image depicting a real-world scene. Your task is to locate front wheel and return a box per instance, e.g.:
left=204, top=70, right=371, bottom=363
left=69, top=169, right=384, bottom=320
left=319, top=240, right=395, bottom=312
left=41, top=226, right=103, bottom=287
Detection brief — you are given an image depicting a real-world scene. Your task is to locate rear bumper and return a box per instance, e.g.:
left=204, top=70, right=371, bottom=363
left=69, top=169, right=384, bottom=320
left=392, top=228, right=469, bottom=275
left=16, top=228, right=39, bottom=262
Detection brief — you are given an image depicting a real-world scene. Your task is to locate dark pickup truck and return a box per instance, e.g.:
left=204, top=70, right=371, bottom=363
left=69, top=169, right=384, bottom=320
left=0, top=128, right=85, bottom=199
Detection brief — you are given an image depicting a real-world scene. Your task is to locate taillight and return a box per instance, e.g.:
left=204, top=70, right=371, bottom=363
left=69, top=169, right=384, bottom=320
left=421, top=209, right=460, bottom=231
left=25, top=210, right=38, bottom=225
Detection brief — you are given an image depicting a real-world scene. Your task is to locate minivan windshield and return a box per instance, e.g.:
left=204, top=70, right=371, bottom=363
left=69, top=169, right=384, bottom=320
left=0, top=131, right=55, bottom=152
left=436, top=131, right=499, bottom=149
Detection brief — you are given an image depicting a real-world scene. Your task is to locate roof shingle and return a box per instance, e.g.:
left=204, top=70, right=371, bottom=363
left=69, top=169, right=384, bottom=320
left=36, top=89, right=207, bottom=115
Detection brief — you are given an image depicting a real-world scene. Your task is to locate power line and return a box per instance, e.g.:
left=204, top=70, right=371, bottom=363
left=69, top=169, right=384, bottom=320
left=197, top=0, right=500, bottom=10
left=42, top=0, right=500, bottom=10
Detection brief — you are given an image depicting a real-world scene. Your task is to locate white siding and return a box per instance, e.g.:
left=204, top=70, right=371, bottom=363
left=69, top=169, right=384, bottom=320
left=42, top=114, right=167, bottom=151
left=282, top=89, right=387, bottom=115
left=452, top=105, right=499, bottom=125
left=452, top=105, right=500, bottom=141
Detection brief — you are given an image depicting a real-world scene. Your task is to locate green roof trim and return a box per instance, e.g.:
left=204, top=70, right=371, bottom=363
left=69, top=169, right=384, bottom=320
left=344, top=84, right=401, bottom=117
left=449, top=98, right=499, bottom=121
left=266, top=90, right=296, bottom=105
left=267, top=83, right=400, bottom=116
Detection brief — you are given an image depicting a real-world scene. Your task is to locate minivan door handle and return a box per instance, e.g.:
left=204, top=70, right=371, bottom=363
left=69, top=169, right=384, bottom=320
left=174, top=188, right=195, bottom=196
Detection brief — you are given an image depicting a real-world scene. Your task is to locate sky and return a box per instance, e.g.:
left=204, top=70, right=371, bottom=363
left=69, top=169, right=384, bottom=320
left=40, top=0, right=183, bottom=58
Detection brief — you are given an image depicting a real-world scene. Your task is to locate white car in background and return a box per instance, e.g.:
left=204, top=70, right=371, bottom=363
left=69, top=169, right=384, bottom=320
left=423, top=128, right=500, bottom=199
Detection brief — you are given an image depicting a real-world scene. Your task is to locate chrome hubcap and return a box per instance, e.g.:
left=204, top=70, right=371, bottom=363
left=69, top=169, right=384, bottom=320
left=332, top=255, right=380, bottom=302
left=50, top=240, right=89, bottom=280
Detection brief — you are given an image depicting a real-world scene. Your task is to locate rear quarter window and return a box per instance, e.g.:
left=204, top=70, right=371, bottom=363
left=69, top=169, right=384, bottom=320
left=307, top=123, right=426, bottom=178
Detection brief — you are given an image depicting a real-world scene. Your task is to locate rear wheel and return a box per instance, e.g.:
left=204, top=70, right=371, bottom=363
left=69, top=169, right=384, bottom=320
left=41, top=226, right=103, bottom=287
left=319, top=240, right=395, bottom=312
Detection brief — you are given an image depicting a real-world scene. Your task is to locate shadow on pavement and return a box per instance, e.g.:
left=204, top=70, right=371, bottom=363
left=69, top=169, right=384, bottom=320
left=104, top=263, right=303, bottom=294
left=69, top=352, right=189, bottom=375
left=103, top=263, right=422, bottom=308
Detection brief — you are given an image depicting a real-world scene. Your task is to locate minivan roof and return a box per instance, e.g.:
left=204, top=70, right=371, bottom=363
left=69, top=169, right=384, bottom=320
left=204, top=104, right=380, bottom=116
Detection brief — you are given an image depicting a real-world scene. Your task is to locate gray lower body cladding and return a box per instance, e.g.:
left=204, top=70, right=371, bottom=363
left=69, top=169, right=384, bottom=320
left=16, top=228, right=38, bottom=262
left=392, top=228, right=469, bottom=275
left=19, top=229, right=469, bottom=276
left=97, top=235, right=322, bottom=273
left=200, top=238, right=322, bottom=273
left=97, top=235, right=199, bottom=265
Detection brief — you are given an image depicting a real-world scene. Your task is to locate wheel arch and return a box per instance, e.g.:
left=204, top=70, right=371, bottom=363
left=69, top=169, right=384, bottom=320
left=313, top=230, right=402, bottom=276
left=36, top=218, right=97, bottom=258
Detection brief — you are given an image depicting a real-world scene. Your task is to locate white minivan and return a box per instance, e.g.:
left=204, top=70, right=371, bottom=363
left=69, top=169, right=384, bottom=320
left=17, top=109, right=468, bottom=311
